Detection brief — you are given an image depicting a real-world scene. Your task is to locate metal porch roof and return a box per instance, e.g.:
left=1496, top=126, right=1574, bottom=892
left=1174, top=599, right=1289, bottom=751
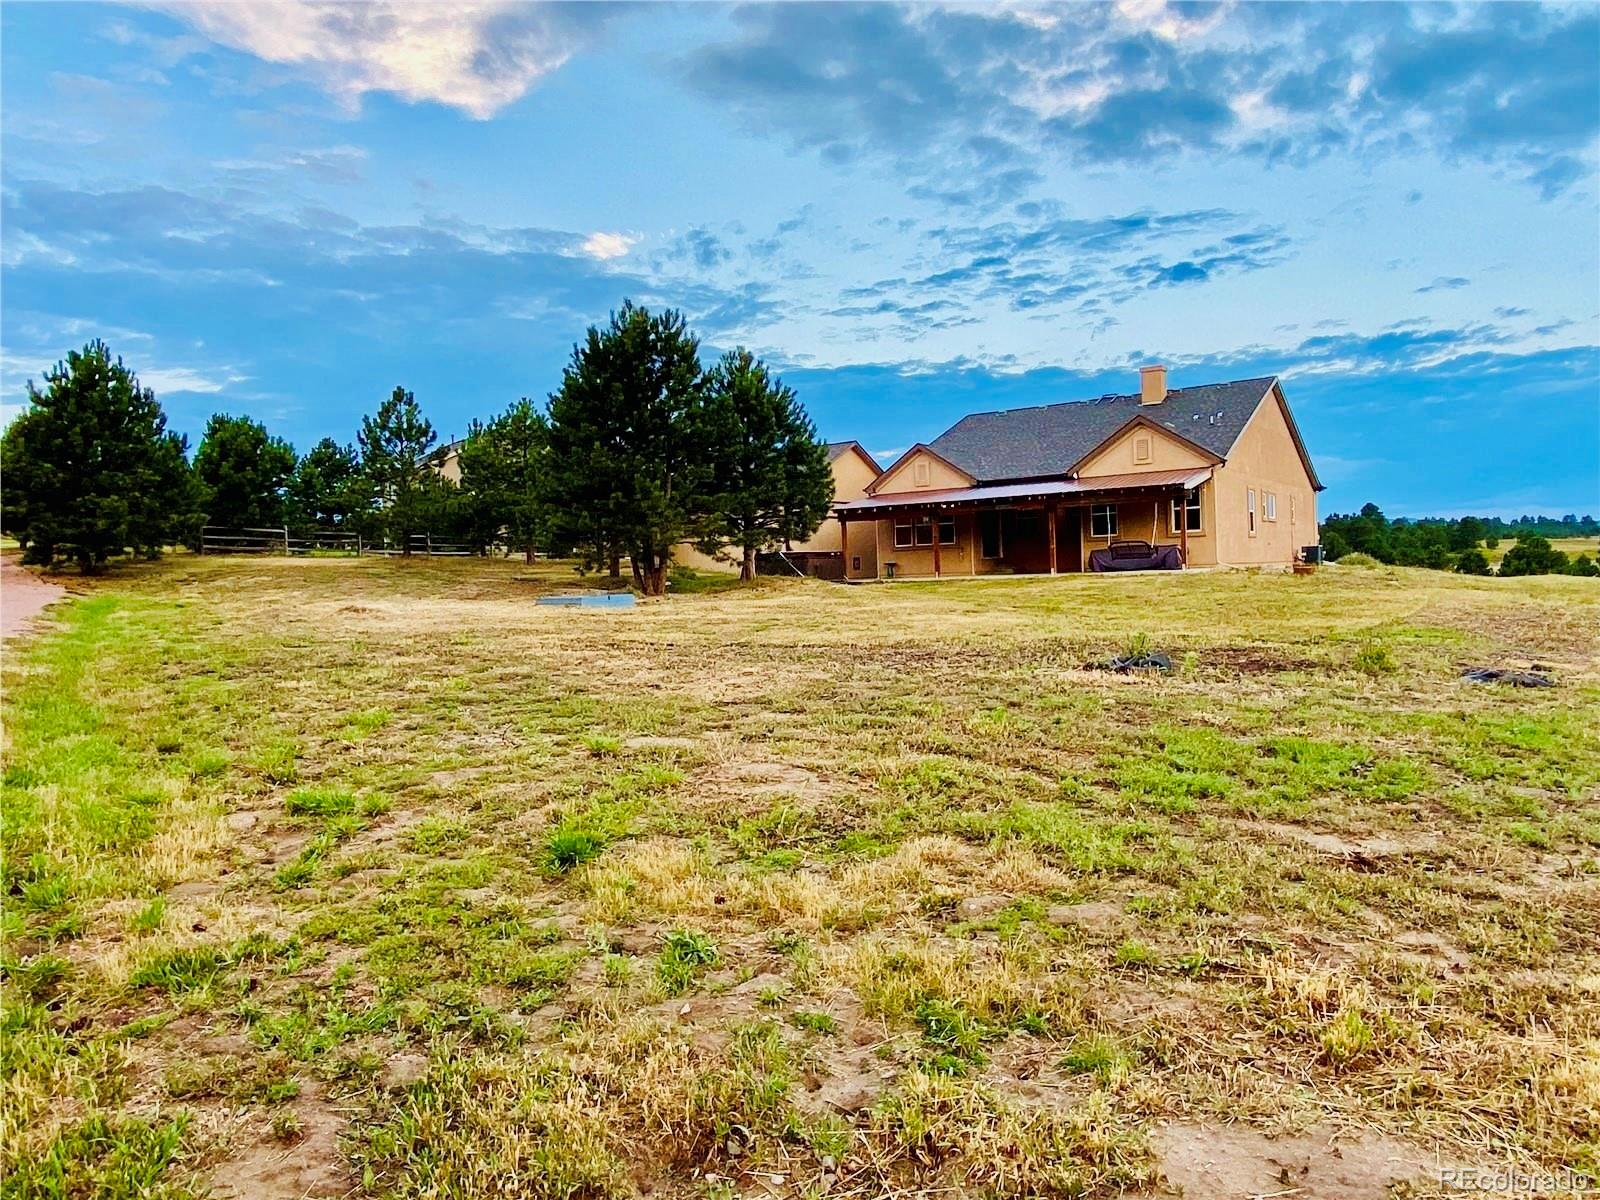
left=834, top=468, right=1212, bottom=514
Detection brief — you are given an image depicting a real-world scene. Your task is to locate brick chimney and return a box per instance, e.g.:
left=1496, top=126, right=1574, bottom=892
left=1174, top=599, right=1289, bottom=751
left=1139, top=364, right=1168, bottom=405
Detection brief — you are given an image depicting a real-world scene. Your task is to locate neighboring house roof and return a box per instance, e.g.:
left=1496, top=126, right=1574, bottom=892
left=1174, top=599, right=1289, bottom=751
left=926, top=376, right=1291, bottom=483
left=826, top=440, right=883, bottom=474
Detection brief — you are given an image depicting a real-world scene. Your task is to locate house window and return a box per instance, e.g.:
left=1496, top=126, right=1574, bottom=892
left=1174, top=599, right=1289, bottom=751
left=1090, top=504, right=1119, bottom=538
left=913, top=458, right=931, bottom=486
left=910, top=517, right=955, bottom=547
left=894, top=521, right=914, bottom=549
left=1247, top=489, right=1257, bottom=535
left=1134, top=435, right=1152, bottom=465
left=979, top=511, right=1002, bottom=558
left=1169, top=491, right=1202, bottom=534
left=1265, top=492, right=1278, bottom=521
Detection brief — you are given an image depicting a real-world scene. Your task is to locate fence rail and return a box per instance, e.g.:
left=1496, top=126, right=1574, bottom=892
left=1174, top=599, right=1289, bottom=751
left=199, top=526, right=483, bottom=557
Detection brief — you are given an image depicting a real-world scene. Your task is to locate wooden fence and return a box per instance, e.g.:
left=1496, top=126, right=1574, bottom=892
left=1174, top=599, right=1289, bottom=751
left=199, top=527, right=477, bottom=557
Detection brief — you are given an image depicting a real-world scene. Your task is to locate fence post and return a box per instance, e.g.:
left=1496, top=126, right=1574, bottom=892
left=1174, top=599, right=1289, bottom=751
left=426, top=533, right=433, bottom=557
left=283, top=527, right=290, bottom=556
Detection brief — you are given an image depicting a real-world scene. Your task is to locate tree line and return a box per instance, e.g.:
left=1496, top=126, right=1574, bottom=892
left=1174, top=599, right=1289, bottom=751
left=1320, top=504, right=1598, bottom=577
left=0, top=303, right=835, bottom=593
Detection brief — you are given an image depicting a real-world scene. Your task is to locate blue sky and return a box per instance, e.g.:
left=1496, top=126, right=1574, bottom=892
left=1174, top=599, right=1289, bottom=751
left=2, top=1, right=1596, bottom=518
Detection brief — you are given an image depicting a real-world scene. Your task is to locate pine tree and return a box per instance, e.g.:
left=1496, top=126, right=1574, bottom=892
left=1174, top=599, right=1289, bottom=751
left=544, top=303, right=707, bottom=594
left=698, top=348, right=834, bottom=580
left=287, top=438, right=369, bottom=531
left=457, top=399, right=549, bottom=562
left=0, top=340, right=197, bottom=571
left=358, top=387, right=437, bottom=555
left=193, top=413, right=297, bottom=530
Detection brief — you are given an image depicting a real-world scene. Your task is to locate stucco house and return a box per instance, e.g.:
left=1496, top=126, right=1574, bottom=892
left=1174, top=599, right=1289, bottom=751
left=673, top=440, right=883, bottom=575
left=834, top=367, right=1322, bottom=579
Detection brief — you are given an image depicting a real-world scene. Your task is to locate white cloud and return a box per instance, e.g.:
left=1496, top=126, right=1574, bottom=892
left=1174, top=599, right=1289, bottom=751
left=580, top=231, right=639, bottom=261
left=136, top=366, right=248, bottom=395
left=157, top=2, right=609, bottom=119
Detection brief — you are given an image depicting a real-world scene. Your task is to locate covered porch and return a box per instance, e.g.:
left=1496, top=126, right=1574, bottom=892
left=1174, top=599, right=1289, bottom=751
left=834, top=468, right=1210, bottom=581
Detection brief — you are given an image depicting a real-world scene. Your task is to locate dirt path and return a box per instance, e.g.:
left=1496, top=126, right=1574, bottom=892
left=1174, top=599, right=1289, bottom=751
left=2, top=554, right=68, bottom=639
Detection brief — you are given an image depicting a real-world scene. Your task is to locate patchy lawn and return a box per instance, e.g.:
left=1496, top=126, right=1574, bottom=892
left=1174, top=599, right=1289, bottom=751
left=3, top=554, right=1597, bottom=1199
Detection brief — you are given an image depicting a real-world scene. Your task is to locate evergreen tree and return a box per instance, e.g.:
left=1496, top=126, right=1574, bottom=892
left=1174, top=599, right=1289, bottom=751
left=1448, top=516, right=1485, bottom=552
left=0, top=340, right=196, bottom=571
left=697, top=348, right=834, bottom=580
left=287, top=438, right=369, bottom=531
left=1454, top=548, right=1491, bottom=575
left=1566, top=554, right=1599, bottom=578
left=544, top=302, right=707, bottom=594
left=193, top=413, right=297, bottom=529
left=457, top=399, right=549, bottom=562
left=1498, top=533, right=1569, bottom=577
left=358, top=387, right=437, bottom=555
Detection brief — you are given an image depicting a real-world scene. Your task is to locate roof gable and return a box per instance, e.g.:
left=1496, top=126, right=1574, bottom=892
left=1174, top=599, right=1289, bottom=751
left=867, top=443, right=977, bottom=496
left=927, top=376, right=1279, bottom=483
left=826, top=440, right=883, bottom=475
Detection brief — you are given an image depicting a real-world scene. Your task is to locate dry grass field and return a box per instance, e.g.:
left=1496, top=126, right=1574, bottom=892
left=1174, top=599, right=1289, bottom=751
left=2, top=554, right=1597, bottom=1199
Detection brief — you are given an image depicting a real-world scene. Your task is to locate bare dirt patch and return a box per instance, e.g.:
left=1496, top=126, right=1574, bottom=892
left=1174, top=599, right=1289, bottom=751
left=1, top=556, right=67, bottom=639
left=206, top=1081, right=354, bottom=1200
left=1150, top=1122, right=1453, bottom=1199
left=1244, top=820, right=1428, bottom=867
left=699, top=760, right=833, bottom=802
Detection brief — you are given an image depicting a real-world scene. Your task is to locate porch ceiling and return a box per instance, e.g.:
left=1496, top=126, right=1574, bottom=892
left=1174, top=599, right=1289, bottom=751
left=834, top=467, right=1211, bottom=516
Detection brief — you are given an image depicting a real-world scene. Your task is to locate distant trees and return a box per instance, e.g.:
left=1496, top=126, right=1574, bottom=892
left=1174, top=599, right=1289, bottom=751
left=0, top=341, right=196, bottom=571
left=359, top=387, right=438, bottom=556
left=194, top=413, right=297, bottom=529
left=457, top=399, right=549, bottom=562
left=545, top=303, right=709, bottom=595
left=697, top=349, right=833, bottom=580
left=1499, top=534, right=1570, bottom=577
left=7, top=306, right=833, bottom=586
left=1321, top=505, right=1599, bottom=577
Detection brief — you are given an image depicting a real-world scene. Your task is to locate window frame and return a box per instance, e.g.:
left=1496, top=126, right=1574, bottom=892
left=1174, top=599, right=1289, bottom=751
left=908, top=516, right=955, bottom=547
left=1265, top=492, right=1278, bottom=522
left=893, top=520, right=914, bottom=549
left=1090, top=503, right=1119, bottom=539
left=1169, top=491, right=1203, bottom=534
left=1247, top=488, right=1257, bottom=536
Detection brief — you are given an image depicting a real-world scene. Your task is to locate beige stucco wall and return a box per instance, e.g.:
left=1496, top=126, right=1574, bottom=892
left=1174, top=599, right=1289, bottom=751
left=796, top=448, right=880, bottom=553
left=673, top=445, right=880, bottom=574
left=871, top=447, right=972, bottom=495
left=1075, top=423, right=1214, bottom=477
left=1207, top=386, right=1318, bottom=566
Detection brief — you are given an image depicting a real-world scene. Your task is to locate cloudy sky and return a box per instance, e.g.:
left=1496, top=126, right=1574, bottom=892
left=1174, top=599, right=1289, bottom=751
left=2, top=1, right=1596, bottom=517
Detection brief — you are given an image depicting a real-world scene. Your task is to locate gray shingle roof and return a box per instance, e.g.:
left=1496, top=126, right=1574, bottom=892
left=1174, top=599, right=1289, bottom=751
left=927, top=376, right=1279, bottom=483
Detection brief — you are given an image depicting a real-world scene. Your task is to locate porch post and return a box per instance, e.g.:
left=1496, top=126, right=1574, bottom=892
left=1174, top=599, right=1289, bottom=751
left=929, top=509, right=942, bottom=577
left=839, top=517, right=849, bottom=579
left=1047, top=503, right=1058, bottom=574
left=1177, top=491, right=1189, bottom=566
